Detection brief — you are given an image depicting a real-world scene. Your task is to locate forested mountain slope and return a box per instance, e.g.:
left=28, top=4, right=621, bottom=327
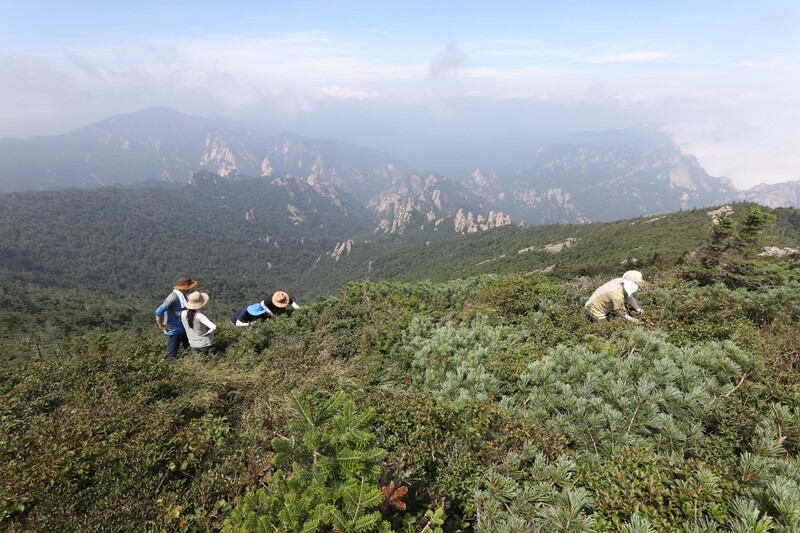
left=0, top=179, right=374, bottom=300
left=300, top=204, right=800, bottom=295
left=3, top=175, right=800, bottom=304
left=3, top=216, right=800, bottom=531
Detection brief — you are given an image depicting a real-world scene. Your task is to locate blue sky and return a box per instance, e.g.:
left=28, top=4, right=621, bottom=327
left=1, top=0, right=799, bottom=188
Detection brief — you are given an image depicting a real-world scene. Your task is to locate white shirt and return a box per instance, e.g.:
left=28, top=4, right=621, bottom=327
left=180, top=310, right=217, bottom=348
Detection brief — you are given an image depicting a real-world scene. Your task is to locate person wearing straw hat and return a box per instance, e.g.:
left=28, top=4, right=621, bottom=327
left=180, top=291, right=223, bottom=355
left=230, top=290, right=300, bottom=327
left=264, top=291, right=300, bottom=316
left=584, top=270, right=645, bottom=323
left=155, top=276, right=196, bottom=361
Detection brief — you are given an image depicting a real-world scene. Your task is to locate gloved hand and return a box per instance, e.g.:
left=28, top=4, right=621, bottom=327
left=623, top=313, right=640, bottom=323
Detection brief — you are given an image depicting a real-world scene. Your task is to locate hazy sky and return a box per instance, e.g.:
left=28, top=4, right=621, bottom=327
left=1, top=0, right=798, bottom=189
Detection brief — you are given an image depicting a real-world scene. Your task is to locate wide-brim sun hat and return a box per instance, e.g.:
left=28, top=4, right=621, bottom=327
left=174, top=276, right=198, bottom=290
left=622, top=270, right=644, bottom=285
left=247, top=302, right=268, bottom=316
left=271, top=291, right=290, bottom=308
left=186, top=291, right=209, bottom=310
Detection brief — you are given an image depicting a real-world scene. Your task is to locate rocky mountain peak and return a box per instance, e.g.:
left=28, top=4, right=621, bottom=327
left=4, top=109, right=800, bottom=232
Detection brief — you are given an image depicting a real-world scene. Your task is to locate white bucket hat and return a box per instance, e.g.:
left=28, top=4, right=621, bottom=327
left=622, top=270, right=644, bottom=284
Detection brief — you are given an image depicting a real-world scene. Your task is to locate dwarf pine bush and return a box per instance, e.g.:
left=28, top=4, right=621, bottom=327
left=725, top=403, right=800, bottom=532
left=391, top=314, right=520, bottom=408
left=474, top=441, right=596, bottom=532
left=517, top=328, right=750, bottom=456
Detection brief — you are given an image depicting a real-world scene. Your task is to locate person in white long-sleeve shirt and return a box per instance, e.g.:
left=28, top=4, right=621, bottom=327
left=180, top=291, right=224, bottom=354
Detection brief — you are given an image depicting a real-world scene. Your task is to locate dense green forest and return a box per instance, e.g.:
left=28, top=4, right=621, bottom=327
left=2, top=204, right=800, bottom=531
left=3, top=180, right=800, bottom=303
left=0, top=180, right=373, bottom=300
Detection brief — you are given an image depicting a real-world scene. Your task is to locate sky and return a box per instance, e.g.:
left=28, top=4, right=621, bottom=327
left=1, top=0, right=799, bottom=189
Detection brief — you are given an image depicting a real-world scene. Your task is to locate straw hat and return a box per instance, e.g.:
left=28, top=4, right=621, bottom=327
left=174, top=276, right=198, bottom=290
left=271, top=291, right=291, bottom=308
left=186, top=291, right=209, bottom=310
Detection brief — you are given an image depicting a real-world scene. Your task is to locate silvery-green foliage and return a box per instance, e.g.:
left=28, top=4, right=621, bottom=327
left=518, top=328, right=747, bottom=455
left=726, top=403, right=800, bottom=532
left=748, top=477, right=800, bottom=531
left=727, top=498, right=775, bottom=533
left=619, top=514, right=658, bottom=533
left=680, top=515, right=722, bottom=532
left=474, top=443, right=595, bottom=532
left=393, top=314, right=520, bottom=407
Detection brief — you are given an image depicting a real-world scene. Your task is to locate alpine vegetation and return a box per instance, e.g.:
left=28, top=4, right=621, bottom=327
left=2, top=206, right=800, bottom=532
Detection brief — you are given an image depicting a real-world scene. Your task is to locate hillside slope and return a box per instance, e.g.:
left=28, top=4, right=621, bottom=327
left=305, top=204, right=800, bottom=295
left=3, top=178, right=800, bottom=304
left=3, top=248, right=800, bottom=531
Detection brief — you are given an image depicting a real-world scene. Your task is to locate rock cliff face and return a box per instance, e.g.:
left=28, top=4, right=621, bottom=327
left=329, top=240, right=354, bottom=261
left=367, top=173, right=512, bottom=235
left=463, top=168, right=505, bottom=204
left=739, top=181, right=800, bottom=208
left=498, top=145, right=739, bottom=222
left=2, top=108, right=798, bottom=234
left=453, top=209, right=512, bottom=234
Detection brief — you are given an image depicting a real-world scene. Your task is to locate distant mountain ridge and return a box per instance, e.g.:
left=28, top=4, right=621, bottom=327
left=1, top=107, right=798, bottom=229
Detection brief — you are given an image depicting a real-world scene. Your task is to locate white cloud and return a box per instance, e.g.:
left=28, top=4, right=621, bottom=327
left=460, top=66, right=578, bottom=80
left=662, top=94, right=800, bottom=188
left=1, top=26, right=798, bottom=190
left=429, top=42, right=466, bottom=78
left=586, top=51, right=673, bottom=64
left=318, top=85, right=381, bottom=99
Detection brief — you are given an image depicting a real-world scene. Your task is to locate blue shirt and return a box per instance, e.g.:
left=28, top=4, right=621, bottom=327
left=155, top=290, right=186, bottom=336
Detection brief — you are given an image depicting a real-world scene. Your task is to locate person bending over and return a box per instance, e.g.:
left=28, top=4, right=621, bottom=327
left=230, top=290, right=300, bottom=327
left=584, top=270, right=644, bottom=323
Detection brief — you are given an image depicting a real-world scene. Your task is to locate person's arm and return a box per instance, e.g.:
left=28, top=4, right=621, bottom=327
left=613, top=291, right=639, bottom=322
left=155, top=304, right=173, bottom=330
left=625, top=293, right=643, bottom=313
left=155, top=292, right=180, bottom=330
left=290, top=301, right=300, bottom=310
left=198, top=313, right=217, bottom=336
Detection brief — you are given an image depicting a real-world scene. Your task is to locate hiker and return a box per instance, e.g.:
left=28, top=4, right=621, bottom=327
left=181, top=291, right=224, bottom=355
left=230, top=290, right=300, bottom=327
left=584, top=270, right=644, bottom=323
left=155, top=276, right=196, bottom=361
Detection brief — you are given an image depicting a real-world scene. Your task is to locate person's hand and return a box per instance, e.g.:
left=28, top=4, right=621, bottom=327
left=201, top=332, right=209, bottom=337
left=160, top=323, right=173, bottom=331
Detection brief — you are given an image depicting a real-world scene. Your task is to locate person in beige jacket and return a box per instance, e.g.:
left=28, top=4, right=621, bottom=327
left=584, top=270, right=644, bottom=323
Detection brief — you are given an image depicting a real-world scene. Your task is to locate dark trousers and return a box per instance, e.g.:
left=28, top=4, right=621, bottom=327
left=165, top=333, right=189, bottom=360
left=193, top=344, right=224, bottom=355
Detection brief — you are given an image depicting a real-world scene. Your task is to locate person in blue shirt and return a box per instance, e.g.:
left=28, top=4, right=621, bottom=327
left=230, top=290, right=300, bottom=327
left=155, top=276, right=197, bottom=361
